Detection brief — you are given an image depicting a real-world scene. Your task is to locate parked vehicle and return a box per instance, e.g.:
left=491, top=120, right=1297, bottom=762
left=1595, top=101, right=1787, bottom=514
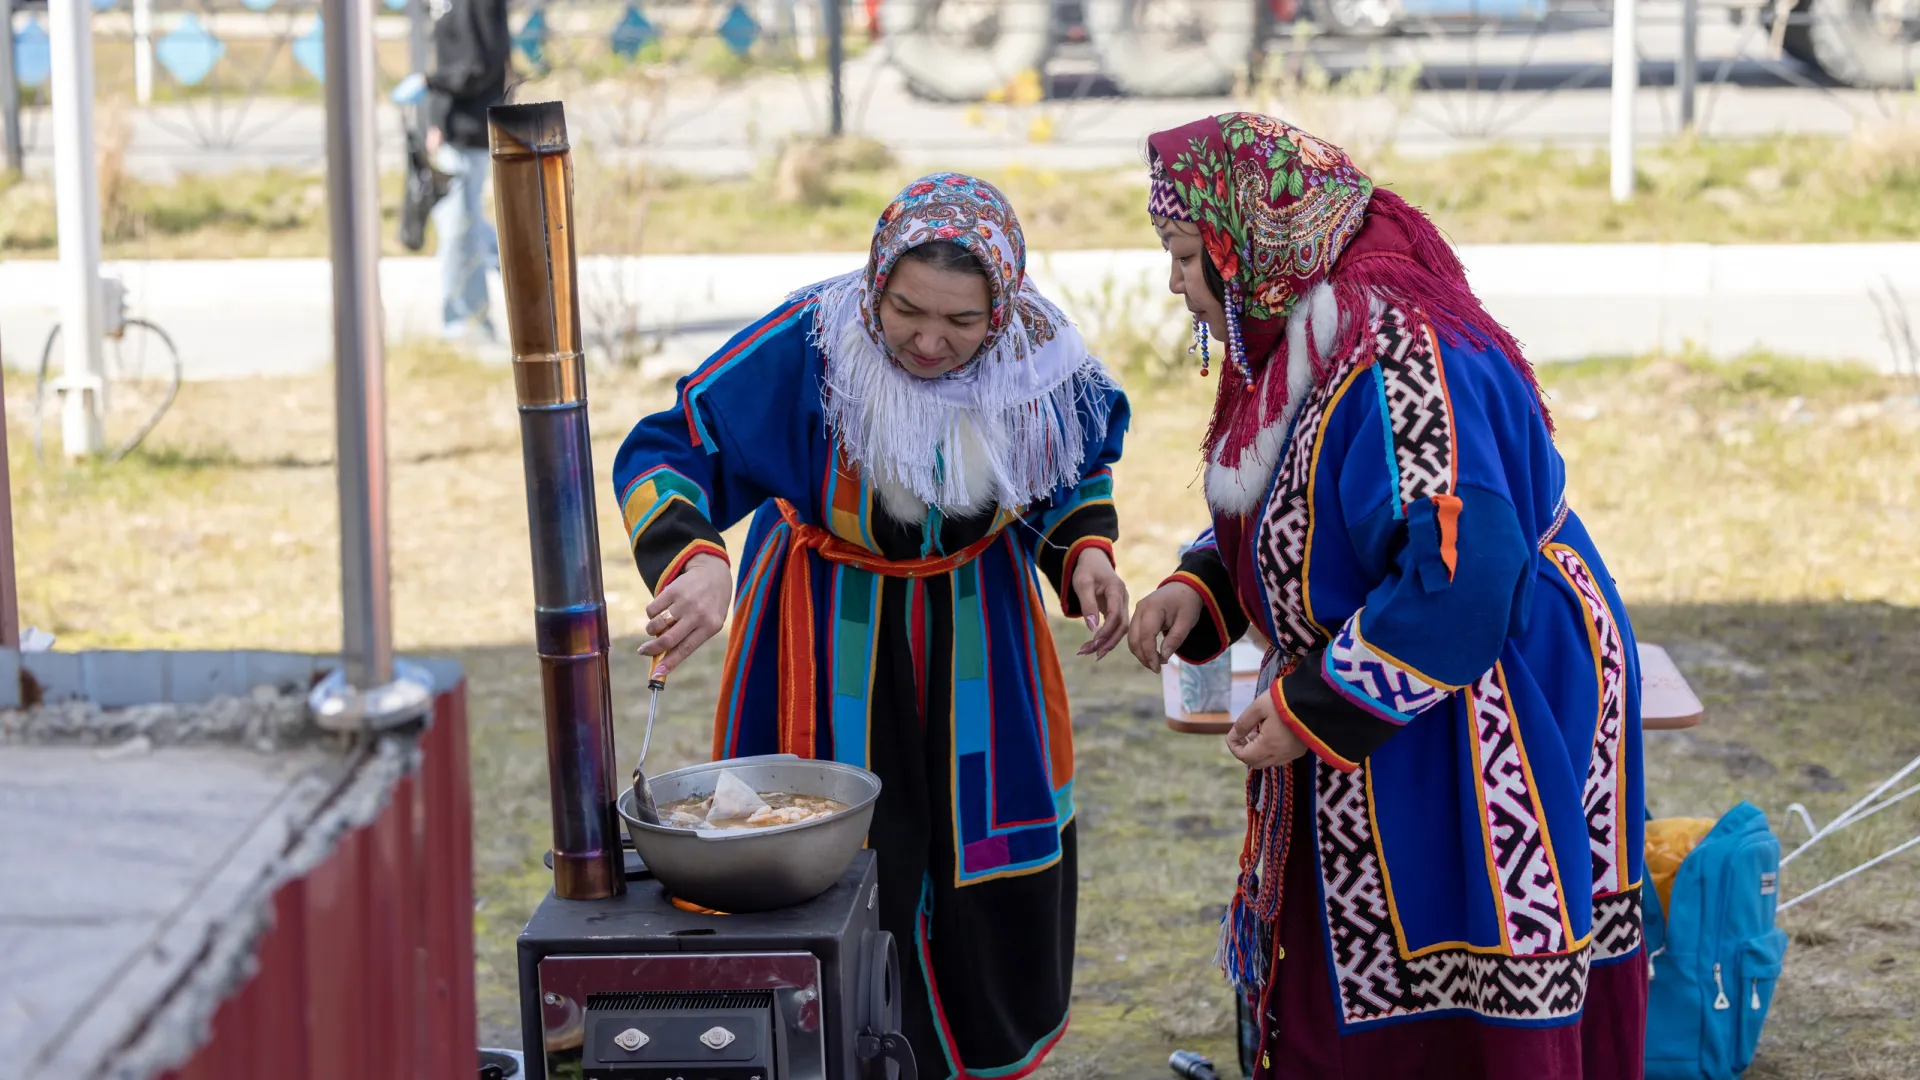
left=1764, top=0, right=1918, bottom=90
left=876, top=0, right=1916, bottom=99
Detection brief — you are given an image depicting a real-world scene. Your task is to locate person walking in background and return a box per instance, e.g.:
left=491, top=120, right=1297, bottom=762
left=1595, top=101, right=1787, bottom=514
left=393, top=0, right=511, bottom=343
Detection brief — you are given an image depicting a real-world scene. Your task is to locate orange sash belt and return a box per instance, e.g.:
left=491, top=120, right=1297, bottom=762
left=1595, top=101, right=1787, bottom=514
left=769, top=498, right=1004, bottom=757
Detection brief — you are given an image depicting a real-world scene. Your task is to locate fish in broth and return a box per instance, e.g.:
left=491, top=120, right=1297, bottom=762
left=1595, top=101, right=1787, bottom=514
left=660, top=790, right=849, bottom=830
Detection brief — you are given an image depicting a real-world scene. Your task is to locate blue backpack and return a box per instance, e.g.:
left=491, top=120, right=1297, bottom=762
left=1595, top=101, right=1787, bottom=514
left=1645, top=801, right=1789, bottom=1080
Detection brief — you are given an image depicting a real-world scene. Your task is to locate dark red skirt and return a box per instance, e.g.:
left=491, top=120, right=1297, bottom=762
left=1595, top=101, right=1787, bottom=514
left=1250, top=769, right=1648, bottom=1080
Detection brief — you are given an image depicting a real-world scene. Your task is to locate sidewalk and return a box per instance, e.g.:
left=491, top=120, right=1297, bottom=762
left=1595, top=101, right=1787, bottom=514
left=2, top=244, right=1916, bottom=384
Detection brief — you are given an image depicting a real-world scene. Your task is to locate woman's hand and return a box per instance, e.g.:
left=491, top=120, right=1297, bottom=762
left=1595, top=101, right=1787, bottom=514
left=1069, top=548, right=1130, bottom=660
left=1225, top=690, right=1310, bottom=771
left=636, top=554, right=731, bottom=678
left=1126, top=581, right=1205, bottom=674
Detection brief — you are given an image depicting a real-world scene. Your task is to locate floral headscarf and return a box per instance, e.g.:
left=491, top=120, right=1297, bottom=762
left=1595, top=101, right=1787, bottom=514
left=859, top=172, right=1034, bottom=363
left=800, top=173, right=1116, bottom=514
left=1148, top=113, right=1374, bottom=387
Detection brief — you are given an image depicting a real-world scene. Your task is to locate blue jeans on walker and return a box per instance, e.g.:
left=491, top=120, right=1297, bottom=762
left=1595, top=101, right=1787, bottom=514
left=431, top=143, right=499, bottom=338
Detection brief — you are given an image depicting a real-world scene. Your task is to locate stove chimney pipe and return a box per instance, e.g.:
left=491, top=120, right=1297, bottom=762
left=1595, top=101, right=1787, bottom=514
left=488, top=100, right=625, bottom=901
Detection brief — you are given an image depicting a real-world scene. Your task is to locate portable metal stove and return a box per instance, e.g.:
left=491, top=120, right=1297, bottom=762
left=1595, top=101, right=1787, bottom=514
left=517, top=850, right=913, bottom=1080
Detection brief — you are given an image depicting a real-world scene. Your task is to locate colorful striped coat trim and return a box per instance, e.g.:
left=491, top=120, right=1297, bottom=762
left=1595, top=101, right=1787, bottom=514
left=681, top=300, right=814, bottom=450
left=763, top=498, right=1007, bottom=760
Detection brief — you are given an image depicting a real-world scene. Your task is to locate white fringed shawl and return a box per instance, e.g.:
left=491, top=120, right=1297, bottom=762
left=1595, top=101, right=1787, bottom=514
left=800, top=269, right=1119, bottom=520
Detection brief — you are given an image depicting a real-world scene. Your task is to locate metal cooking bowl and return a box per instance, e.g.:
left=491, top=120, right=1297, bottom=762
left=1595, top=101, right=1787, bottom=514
left=616, top=754, right=882, bottom=913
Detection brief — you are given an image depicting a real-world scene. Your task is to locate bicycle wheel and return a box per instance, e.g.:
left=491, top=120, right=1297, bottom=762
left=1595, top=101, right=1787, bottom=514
left=31, top=319, right=185, bottom=463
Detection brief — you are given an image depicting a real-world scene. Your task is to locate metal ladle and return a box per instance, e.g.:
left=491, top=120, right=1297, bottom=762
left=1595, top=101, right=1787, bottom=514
left=629, top=670, right=664, bottom=826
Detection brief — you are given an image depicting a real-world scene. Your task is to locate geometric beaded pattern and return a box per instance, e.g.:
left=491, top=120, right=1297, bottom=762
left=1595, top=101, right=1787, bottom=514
left=1545, top=544, right=1631, bottom=897
left=1253, top=345, right=1352, bottom=658
left=1325, top=615, right=1448, bottom=722
left=1372, top=305, right=1457, bottom=508
left=1316, top=760, right=1590, bottom=1028
left=1467, top=665, right=1572, bottom=956
left=1590, top=885, right=1646, bottom=962
left=1255, top=303, right=1457, bottom=663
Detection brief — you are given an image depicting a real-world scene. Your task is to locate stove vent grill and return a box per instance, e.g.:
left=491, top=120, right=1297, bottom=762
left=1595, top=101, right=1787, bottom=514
left=586, top=990, right=778, bottom=1012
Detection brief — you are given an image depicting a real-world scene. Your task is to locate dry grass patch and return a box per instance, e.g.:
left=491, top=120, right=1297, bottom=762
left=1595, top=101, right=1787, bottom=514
left=15, top=130, right=1920, bottom=260
left=7, top=344, right=1919, bottom=1076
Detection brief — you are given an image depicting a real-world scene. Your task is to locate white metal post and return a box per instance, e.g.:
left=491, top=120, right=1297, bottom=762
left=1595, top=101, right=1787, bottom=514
left=793, top=0, right=817, bottom=61
left=132, top=0, right=153, bottom=105
left=49, top=0, right=107, bottom=458
left=1609, top=0, right=1637, bottom=204
left=1, top=0, right=24, bottom=175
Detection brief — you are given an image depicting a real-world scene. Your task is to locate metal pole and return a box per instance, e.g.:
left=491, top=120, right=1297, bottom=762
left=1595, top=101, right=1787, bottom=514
left=50, top=0, right=106, bottom=458
left=132, top=0, right=152, bottom=105
left=1678, top=0, right=1698, bottom=130
left=1609, top=0, right=1637, bottom=203
left=823, top=0, right=843, bottom=136
left=1, top=0, right=23, bottom=176
left=323, top=0, right=395, bottom=689
left=0, top=358, right=19, bottom=650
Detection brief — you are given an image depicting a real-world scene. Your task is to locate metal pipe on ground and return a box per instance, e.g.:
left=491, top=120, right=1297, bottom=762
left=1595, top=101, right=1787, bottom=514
left=489, top=99, right=626, bottom=902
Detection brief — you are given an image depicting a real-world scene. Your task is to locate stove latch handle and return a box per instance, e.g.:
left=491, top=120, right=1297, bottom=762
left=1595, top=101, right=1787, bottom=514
left=856, top=1031, right=918, bottom=1080
left=856, top=930, right=918, bottom=1080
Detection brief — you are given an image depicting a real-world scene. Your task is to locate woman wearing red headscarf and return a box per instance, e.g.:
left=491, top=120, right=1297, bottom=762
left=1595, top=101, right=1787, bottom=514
left=1127, top=113, right=1648, bottom=1079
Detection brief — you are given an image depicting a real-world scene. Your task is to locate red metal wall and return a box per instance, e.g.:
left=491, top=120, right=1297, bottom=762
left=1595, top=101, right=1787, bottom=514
left=158, top=682, right=477, bottom=1080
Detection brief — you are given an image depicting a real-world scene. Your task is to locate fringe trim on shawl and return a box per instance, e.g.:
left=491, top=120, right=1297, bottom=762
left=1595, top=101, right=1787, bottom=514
left=800, top=270, right=1121, bottom=514
left=1203, top=282, right=1333, bottom=516
left=1327, top=189, right=1553, bottom=433
left=1202, top=188, right=1553, bottom=473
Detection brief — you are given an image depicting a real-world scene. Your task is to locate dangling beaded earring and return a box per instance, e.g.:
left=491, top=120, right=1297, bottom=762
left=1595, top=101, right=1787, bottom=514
left=1190, top=313, right=1211, bottom=377
left=1224, top=284, right=1255, bottom=392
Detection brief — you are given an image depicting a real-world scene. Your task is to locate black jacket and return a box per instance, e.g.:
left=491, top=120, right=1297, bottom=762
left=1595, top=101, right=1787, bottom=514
left=427, top=0, right=510, bottom=150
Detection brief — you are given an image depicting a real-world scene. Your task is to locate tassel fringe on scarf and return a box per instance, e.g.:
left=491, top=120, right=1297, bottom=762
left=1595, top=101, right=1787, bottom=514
left=1286, top=189, right=1549, bottom=431
left=1218, top=761, right=1296, bottom=996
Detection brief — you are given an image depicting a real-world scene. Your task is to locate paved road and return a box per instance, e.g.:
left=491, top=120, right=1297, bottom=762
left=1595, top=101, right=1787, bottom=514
left=5, top=6, right=1895, bottom=181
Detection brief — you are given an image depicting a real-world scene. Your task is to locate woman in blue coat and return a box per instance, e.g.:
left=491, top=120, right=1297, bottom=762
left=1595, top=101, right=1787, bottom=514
left=611, top=173, right=1131, bottom=1079
left=1129, top=113, right=1648, bottom=1080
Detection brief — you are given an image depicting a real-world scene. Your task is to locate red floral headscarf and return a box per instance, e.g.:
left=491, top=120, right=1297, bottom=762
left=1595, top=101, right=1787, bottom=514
left=1148, top=113, right=1373, bottom=381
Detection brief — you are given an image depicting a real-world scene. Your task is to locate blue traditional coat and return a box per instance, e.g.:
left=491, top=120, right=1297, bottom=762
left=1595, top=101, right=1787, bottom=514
left=1175, top=304, right=1646, bottom=1032
left=611, top=297, right=1125, bottom=874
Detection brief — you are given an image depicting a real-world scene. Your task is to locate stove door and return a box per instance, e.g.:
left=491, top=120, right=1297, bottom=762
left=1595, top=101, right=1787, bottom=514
left=539, top=953, right=826, bottom=1080
left=585, top=992, right=777, bottom=1080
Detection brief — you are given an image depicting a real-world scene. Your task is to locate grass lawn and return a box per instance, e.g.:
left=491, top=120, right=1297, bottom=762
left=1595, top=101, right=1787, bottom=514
left=6, top=342, right=1919, bottom=1078
left=7, top=130, right=1920, bottom=260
